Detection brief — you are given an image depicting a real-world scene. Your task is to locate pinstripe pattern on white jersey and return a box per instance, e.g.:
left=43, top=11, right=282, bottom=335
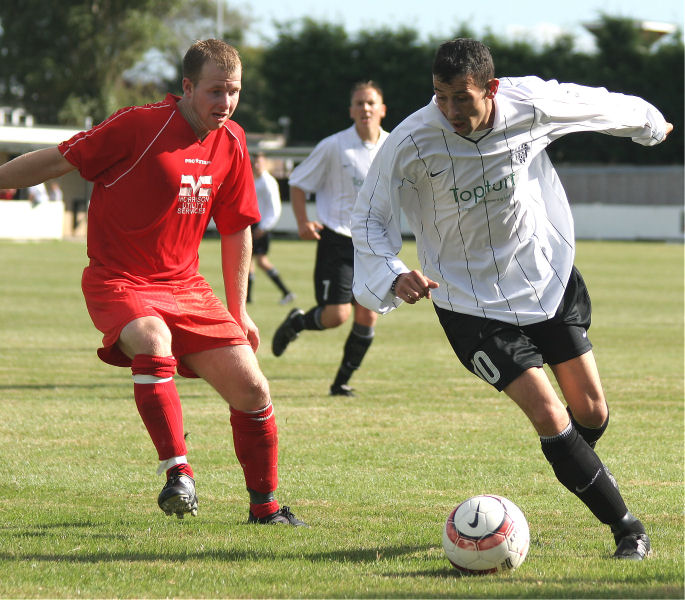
left=352, top=76, right=667, bottom=325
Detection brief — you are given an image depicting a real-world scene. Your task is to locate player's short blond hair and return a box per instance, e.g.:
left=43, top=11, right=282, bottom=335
left=350, top=80, right=384, bottom=103
left=183, top=39, right=241, bottom=84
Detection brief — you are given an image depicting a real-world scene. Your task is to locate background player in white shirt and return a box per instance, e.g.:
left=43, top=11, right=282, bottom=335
left=272, top=81, right=389, bottom=397
left=248, top=151, right=294, bottom=305
left=28, top=182, right=49, bottom=205
left=352, top=38, right=672, bottom=559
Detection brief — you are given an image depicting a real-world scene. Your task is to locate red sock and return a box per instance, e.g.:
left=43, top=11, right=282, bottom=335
left=167, top=462, right=194, bottom=479
left=230, top=403, right=279, bottom=517
left=131, top=354, right=187, bottom=462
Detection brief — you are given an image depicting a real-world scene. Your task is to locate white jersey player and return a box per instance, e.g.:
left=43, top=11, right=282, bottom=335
left=248, top=152, right=294, bottom=304
left=351, top=38, right=672, bottom=560
left=289, top=123, right=389, bottom=237
left=272, top=81, right=389, bottom=397
left=253, top=161, right=282, bottom=233
left=353, top=81, right=667, bottom=321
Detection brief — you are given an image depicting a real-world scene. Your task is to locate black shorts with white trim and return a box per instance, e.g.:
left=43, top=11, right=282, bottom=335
left=313, top=226, right=354, bottom=305
left=434, top=266, right=593, bottom=391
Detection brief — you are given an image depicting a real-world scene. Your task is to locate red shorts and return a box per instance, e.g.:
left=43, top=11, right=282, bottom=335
left=82, top=264, right=248, bottom=378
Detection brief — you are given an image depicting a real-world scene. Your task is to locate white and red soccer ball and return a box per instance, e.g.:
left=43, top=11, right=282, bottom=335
left=442, top=494, right=530, bottom=574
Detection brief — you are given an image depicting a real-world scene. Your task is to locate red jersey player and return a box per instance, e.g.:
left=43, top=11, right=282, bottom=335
left=0, top=39, right=306, bottom=526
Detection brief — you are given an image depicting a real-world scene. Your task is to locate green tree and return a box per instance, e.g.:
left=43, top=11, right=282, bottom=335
left=350, top=28, right=435, bottom=130
left=260, top=15, right=681, bottom=164
left=152, top=0, right=253, bottom=90
left=261, top=21, right=441, bottom=143
left=0, top=0, right=254, bottom=126
left=547, top=16, right=683, bottom=164
left=232, top=44, right=278, bottom=133
left=261, top=18, right=353, bottom=144
left=0, top=0, right=183, bottom=125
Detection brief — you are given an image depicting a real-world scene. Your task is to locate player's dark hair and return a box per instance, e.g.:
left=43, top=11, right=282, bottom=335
left=350, top=80, right=384, bottom=103
left=432, top=39, right=494, bottom=88
left=183, top=39, right=241, bottom=84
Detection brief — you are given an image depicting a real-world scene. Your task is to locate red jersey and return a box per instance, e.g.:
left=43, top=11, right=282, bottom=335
left=59, top=93, right=259, bottom=280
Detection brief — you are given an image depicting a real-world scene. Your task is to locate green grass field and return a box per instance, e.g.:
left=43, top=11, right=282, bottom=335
left=0, top=238, right=682, bottom=598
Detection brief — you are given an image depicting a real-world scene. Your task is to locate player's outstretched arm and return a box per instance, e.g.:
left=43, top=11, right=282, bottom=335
left=0, top=147, right=75, bottom=189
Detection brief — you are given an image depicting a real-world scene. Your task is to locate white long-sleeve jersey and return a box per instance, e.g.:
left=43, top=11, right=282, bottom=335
left=289, top=125, right=389, bottom=237
left=352, top=76, right=667, bottom=325
left=254, top=170, right=282, bottom=231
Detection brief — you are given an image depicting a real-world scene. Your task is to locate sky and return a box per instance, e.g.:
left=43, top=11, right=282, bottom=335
left=236, top=0, right=683, bottom=50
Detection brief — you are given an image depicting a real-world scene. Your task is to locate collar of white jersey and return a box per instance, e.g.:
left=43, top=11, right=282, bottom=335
left=348, top=123, right=388, bottom=147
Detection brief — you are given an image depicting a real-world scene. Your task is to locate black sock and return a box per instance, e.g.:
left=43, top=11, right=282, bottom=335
left=332, top=323, right=374, bottom=387
left=247, top=487, right=275, bottom=504
left=567, top=406, right=609, bottom=449
left=540, top=423, right=627, bottom=524
left=266, top=268, right=290, bottom=295
left=303, top=306, right=325, bottom=331
left=247, top=273, right=254, bottom=303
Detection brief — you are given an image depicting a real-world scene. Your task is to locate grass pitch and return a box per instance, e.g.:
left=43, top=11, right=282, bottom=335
left=0, top=238, right=682, bottom=598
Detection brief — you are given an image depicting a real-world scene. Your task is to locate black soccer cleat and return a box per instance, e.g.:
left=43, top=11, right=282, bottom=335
left=157, top=467, right=198, bottom=519
left=329, top=384, right=355, bottom=397
left=610, top=512, right=651, bottom=560
left=613, top=532, right=651, bottom=560
left=272, top=308, right=304, bottom=357
left=248, top=505, right=308, bottom=527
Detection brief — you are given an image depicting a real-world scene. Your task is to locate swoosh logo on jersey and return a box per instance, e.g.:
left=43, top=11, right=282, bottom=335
left=430, top=168, right=448, bottom=177
left=468, top=503, right=480, bottom=528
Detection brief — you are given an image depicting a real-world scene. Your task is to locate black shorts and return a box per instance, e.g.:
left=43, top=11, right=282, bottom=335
left=251, top=225, right=270, bottom=256
left=314, top=226, right=354, bottom=305
left=434, top=266, right=593, bottom=391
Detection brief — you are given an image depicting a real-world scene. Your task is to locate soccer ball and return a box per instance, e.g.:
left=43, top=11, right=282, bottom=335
left=442, top=494, right=530, bottom=574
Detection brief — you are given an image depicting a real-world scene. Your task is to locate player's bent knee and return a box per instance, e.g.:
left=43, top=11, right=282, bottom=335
left=228, top=376, right=271, bottom=412
left=569, top=400, right=608, bottom=428
left=527, top=404, right=570, bottom=437
left=119, top=316, right=172, bottom=357
left=321, top=305, right=350, bottom=328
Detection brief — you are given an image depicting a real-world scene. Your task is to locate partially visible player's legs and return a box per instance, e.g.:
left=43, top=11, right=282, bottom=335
left=182, top=344, right=306, bottom=526
left=247, top=261, right=255, bottom=303
left=273, top=227, right=350, bottom=357
left=330, top=302, right=377, bottom=397
left=251, top=231, right=293, bottom=304
left=255, top=253, right=294, bottom=303
left=118, top=316, right=197, bottom=519
left=505, top=365, right=650, bottom=560
left=272, top=302, right=351, bottom=357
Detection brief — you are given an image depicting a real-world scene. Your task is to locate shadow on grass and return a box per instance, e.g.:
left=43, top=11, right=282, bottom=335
left=0, top=544, right=427, bottom=565
left=0, top=384, right=118, bottom=391
left=1, top=520, right=429, bottom=564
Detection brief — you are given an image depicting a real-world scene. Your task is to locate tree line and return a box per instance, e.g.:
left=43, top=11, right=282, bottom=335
left=0, top=2, right=681, bottom=164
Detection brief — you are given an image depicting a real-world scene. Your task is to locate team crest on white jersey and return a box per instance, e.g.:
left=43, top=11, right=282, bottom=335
left=511, top=143, right=531, bottom=165
left=178, top=174, right=212, bottom=214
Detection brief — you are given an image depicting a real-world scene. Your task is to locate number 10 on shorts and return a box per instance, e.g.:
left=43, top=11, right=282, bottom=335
left=471, top=350, right=501, bottom=385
